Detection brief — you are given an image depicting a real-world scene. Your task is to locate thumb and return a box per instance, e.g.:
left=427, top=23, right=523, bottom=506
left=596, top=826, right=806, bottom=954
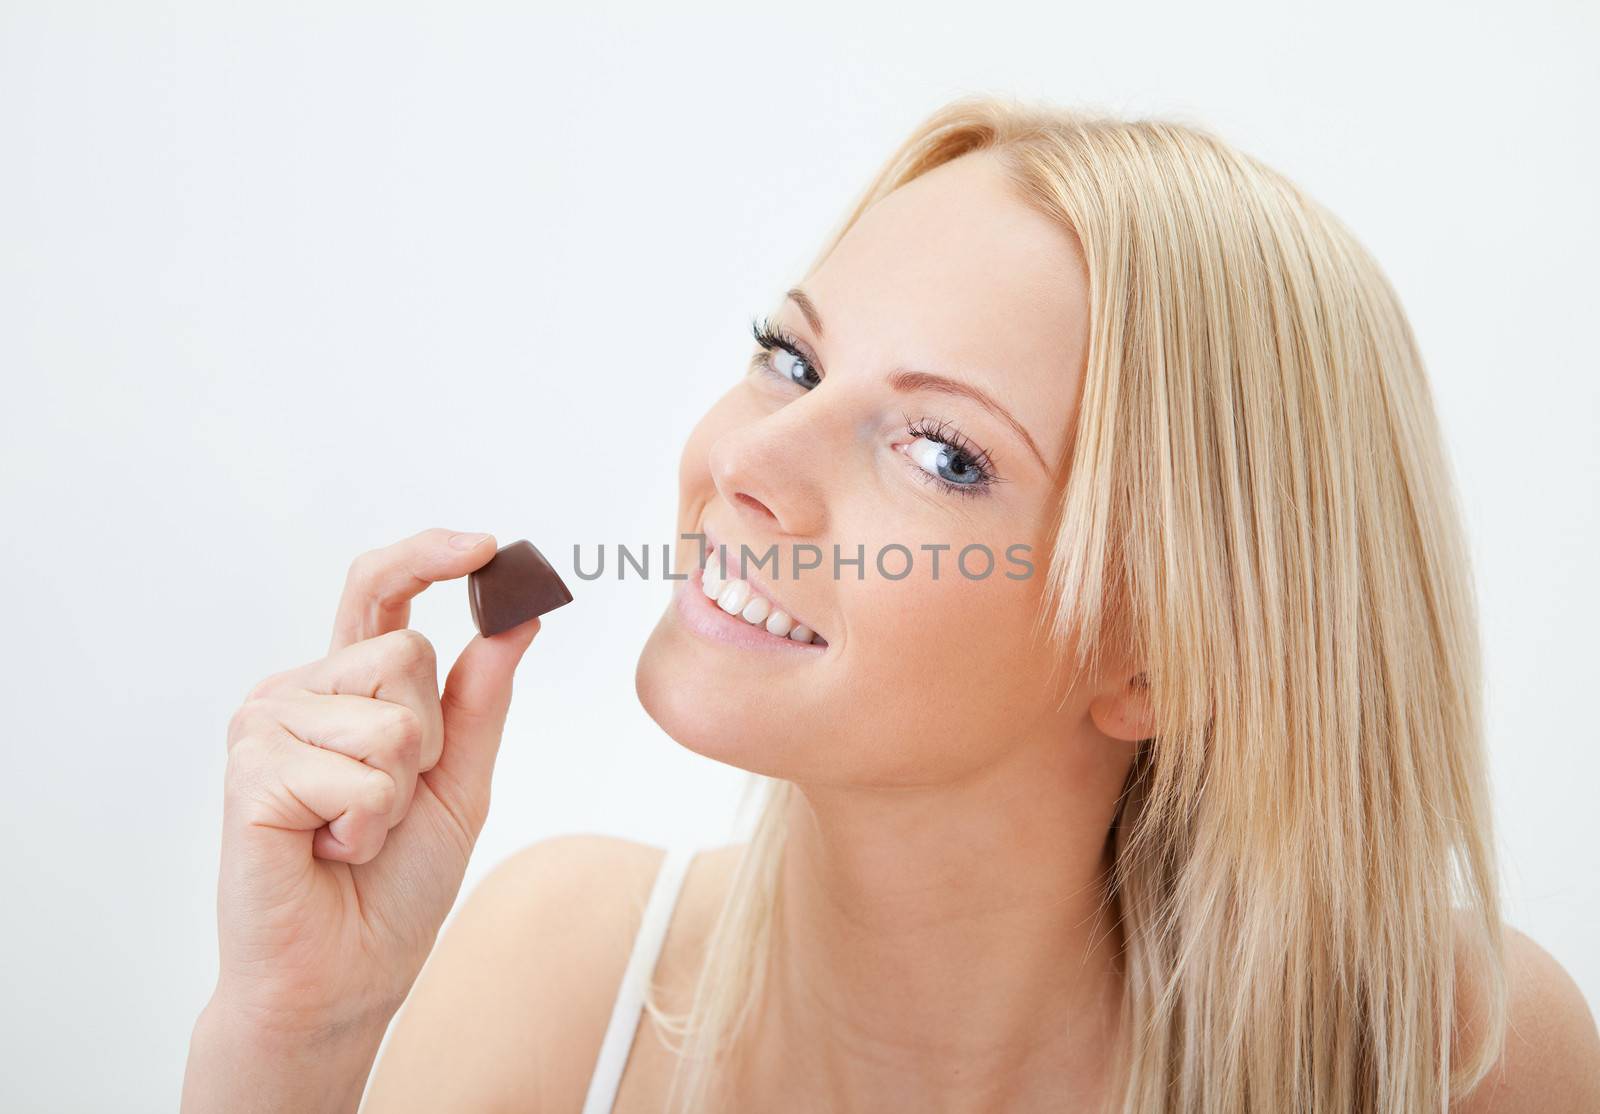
left=431, top=615, right=541, bottom=839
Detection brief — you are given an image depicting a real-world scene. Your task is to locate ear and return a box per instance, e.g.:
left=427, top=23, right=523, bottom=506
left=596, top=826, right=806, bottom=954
left=1088, top=672, right=1155, bottom=743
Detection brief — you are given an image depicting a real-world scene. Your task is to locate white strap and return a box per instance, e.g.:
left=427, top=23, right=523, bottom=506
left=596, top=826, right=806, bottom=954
left=579, top=845, right=697, bottom=1114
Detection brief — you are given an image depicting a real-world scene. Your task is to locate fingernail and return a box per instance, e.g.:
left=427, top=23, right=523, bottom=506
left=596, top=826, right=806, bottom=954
left=449, top=532, right=491, bottom=550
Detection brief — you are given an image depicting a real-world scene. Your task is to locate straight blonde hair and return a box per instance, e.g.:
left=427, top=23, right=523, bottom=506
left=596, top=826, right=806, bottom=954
left=644, top=93, right=1508, bottom=1113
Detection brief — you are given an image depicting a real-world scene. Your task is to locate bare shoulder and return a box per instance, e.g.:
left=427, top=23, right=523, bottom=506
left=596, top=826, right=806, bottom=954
left=1452, top=921, right=1600, bottom=1113
left=361, top=833, right=703, bottom=1114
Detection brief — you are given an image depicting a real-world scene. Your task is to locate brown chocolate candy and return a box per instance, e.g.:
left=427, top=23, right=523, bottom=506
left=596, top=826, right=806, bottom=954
left=468, top=539, right=573, bottom=637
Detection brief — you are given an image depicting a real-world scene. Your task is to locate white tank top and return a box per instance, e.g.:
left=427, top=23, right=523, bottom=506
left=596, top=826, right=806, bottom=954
left=579, top=845, right=698, bottom=1114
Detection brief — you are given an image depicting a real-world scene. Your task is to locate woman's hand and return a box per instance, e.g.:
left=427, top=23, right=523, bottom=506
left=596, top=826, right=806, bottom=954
left=182, top=528, right=542, bottom=1114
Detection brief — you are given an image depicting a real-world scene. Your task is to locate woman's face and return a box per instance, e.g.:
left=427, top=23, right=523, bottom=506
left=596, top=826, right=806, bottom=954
left=635, top=150, right=1107, bottom=788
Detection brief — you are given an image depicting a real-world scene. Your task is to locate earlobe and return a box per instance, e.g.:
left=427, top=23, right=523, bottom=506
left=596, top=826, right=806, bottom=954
left=1089, top=672, right=1155, bottom=743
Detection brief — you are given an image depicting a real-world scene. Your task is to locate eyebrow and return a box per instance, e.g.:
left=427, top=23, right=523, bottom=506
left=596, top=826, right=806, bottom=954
left=784, top=287, right=1050, bottom=472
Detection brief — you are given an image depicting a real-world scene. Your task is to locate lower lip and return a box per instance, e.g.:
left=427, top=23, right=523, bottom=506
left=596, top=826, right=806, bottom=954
left=673, top=562, right=827, bottom=655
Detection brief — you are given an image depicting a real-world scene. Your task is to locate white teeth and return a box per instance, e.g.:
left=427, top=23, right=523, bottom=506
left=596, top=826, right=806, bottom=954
left=701, top=554, right=726, bottom=599
left=699, top=543, right=825, bottom=646
left=716, top=579, right=750, bottom=614
left=740, top=595, right=771, bottom=624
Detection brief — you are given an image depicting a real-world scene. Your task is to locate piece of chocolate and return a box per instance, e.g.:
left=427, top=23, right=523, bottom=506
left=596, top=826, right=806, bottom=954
left=468, top=540, right=573, bottom=637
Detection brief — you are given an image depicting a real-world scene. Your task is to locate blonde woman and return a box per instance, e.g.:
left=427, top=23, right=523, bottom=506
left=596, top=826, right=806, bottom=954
left=181, top=96, right=1600, bottom=1113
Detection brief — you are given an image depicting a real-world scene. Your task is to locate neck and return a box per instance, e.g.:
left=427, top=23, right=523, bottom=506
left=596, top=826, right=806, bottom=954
left=735, top=737, right=1130, bottom=1113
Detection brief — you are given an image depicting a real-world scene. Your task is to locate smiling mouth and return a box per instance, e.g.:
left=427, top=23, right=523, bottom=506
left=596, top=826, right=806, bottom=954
left=696, top=536, right=828, bottom=648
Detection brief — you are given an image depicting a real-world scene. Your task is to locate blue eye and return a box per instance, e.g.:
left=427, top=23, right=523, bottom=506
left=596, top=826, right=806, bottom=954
left=900, top=414, right=998, bottom=498
left=751, top=317, right=821, bottom=389
left=905, top=433, right=982, bottom=486
left=746, top=315, right=1001, bottom=498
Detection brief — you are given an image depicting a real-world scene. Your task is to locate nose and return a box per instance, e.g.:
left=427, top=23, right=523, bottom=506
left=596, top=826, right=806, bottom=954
left=707, top=409, right=827, bottom=541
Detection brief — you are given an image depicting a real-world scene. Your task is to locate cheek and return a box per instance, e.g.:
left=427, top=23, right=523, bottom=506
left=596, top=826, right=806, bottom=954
left=820, top=566, right=1054, bottom=777
left=853, top=569, right=1038, bottom=687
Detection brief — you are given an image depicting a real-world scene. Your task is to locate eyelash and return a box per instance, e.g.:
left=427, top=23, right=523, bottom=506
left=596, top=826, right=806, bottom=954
left=899, top=413, right=999, bottom=498
left=750, top=316, right=821, bottom=388
left=749, top=314, right=1001, bottom=498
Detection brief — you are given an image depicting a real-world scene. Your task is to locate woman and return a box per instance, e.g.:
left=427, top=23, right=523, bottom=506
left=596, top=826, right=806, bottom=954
left=181, top=95, right=1599, bottom=1112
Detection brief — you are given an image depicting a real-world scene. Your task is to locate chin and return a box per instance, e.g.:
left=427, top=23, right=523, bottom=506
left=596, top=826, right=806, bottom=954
left=634, top=608, right=821, bottom=780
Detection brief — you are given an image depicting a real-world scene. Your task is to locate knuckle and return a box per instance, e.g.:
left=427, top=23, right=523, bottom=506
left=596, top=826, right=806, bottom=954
left=363, top=771, right=398, bottom=818
left=346, top=549, right=380, bottom=590
left=382, top=627, right=436, bottom=673
left=379, top=702, right=424, bottom=761
left=225, top=698, right=272, bottom=750
left=244, top=670, right=286, bottom=703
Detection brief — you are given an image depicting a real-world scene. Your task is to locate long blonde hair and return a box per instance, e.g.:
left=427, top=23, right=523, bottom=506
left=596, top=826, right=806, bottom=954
left=644, top=94, right=1508, bottom=1113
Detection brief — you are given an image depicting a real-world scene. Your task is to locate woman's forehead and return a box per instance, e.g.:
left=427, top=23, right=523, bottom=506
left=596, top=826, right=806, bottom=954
left=791, top=153, right=1088, bottom=468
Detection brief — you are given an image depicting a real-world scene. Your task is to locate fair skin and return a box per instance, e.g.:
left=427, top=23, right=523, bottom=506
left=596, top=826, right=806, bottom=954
left=628, top=148, right=1138, bottom=1111
left=182, top=152, right=1600, bottom=1112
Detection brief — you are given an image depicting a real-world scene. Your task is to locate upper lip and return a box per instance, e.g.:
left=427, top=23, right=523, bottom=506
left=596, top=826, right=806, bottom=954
left=699, top=525, right=827, bottom=640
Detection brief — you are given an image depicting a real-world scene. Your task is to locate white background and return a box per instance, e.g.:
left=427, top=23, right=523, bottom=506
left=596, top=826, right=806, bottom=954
left=2, top=2, right=1595, bottom=1110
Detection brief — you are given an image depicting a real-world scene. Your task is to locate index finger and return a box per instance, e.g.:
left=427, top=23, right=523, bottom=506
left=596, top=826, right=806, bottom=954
left=330, top=527, right=497, bottom=653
